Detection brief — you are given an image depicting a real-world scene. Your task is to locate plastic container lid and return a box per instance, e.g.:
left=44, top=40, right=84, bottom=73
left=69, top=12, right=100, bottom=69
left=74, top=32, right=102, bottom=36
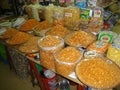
left=44, top=70, right=56, bottom=78
left=38, top=35, right=64, bottom=51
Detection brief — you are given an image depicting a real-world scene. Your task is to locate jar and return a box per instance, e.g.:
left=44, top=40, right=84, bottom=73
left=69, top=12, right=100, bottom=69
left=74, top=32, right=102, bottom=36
left=38, top=35, right=64, bottom=71
left=54, top=46, right=83, bottom=76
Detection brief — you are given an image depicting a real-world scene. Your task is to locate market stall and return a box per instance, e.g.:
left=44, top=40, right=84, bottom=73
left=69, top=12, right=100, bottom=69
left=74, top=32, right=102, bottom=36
left=0, top=0, right=120, bottom=90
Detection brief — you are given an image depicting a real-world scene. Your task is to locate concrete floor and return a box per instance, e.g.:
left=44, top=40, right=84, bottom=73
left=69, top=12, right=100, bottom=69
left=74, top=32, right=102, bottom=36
left=0, top=61, right=120, bottom=90
left=0, top=62, right=39, bottom=90
left=0, top=61, right=77, bottom=90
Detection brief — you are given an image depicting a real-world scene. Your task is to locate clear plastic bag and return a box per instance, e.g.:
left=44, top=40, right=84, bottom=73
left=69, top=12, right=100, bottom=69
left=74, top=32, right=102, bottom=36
left=44, top=4, right=56, bottom=24
left=87, top=40, right=110, bottom=54
left=64, top=6, right=80, bottom=30
left=53, top=7, right=64, bottom=26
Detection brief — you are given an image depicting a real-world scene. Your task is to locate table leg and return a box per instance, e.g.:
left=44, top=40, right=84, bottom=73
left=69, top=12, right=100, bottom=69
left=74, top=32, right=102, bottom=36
left=29, top=60, right=46, bottom=90
left=77, top=84, right=86, bottom=90
left=4, top=45, right=16, bottom=71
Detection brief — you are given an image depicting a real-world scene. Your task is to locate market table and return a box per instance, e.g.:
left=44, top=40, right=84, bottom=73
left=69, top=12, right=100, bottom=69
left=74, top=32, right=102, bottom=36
left=27, top=56, right=83, bottom=85
left=0, top=39, right=86, bottom=90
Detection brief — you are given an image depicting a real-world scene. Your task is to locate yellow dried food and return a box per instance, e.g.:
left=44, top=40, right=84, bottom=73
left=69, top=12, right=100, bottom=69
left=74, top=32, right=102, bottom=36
left=34, top=21, right=52, bottom=31
left=46, top=25, right=71, bottom=38
left=53, top=7, right=64, bottom=26
left=65, top=30, right=96, bottom=48
left=76, top=57, right=120, bottom=89
left=39, top=36, right=62, bottom=47
left=107, top=44, right=120, bottom=67
left=56, top=47, right=82, bottom=63
left=55, top=47, right=83, bottom=76
left=19, top=36, right=40, bottom=53
left=38, top=36, right=64, bottom=71
left=87, top=40, right=110, bottom=54
left=19, top=19, right=40, bottom=31
left=6, top=32, right=33, bottom=45
left=45, top=5, right=55, bottom=24
left=55, top=61, right=75, bottom=76
left=64, top=7, right=80, bottom=30
left=40, top=47, right=63, bottom=71
left=1, top=28, right=19, bottom=39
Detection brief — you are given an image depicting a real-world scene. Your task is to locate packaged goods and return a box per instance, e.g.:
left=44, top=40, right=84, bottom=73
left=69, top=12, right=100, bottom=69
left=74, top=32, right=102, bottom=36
left=19, top=36, right=40, bottom=53
left=113, top=34, right=120, bottom=46
left=32, top=4, right=41, bottom=21
left=64, top=6, right=80, bottom=30
left=79, top=19, right=89, bottom=30
left=12, top=17, right=26, bottom=28
left=65, top=30, right=97, bottom=48
left=103, top=11, right=113, bottom=21
left=38, top=35, right=64, bottom=71
left=0, top=21, right=12, bottom=27
left=59, top=79, right=70, bottom=90
left=93, top=7, right=103, bottom=18
left=80, top=8, right=92, bottom=19
left=75, top=0, right=87, bottom=8
left=26, top=4, right=34, bottom=18
left=19, top=19, right=40, bottom=32
left=0, top=28, right=19, bottom=39
left=53, top=7, right=64, bottom=26
left=38, top=6, right=45, bottom=20
left=59, top=0, right=66, bottom=7
left=46, top=25, right=71, bottom=38
left=84, top=50, right=102, bottom=59
left=103, top=22, right=112, bottom=31
left=76, top=57, right=120, bottom=89
left=65, top=0, right=74, bottom=6
left=43, top=70, right=57, bottom=90
left=87, top=0, right=97, bottom=7
left=44, top=4, right=56, bottom=24
left=54, top=46, right=83, bottom=76
left=6, top=32, right=33, bottom=45
left=87, top=40, right=110, bottom=54
left=98, top=31, right=118, bottom=43
left=108, top=14, right=119, bottom=25
left=107, top=44, right=120, bottom=67
left=88, top=17, right=103, bottom=34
